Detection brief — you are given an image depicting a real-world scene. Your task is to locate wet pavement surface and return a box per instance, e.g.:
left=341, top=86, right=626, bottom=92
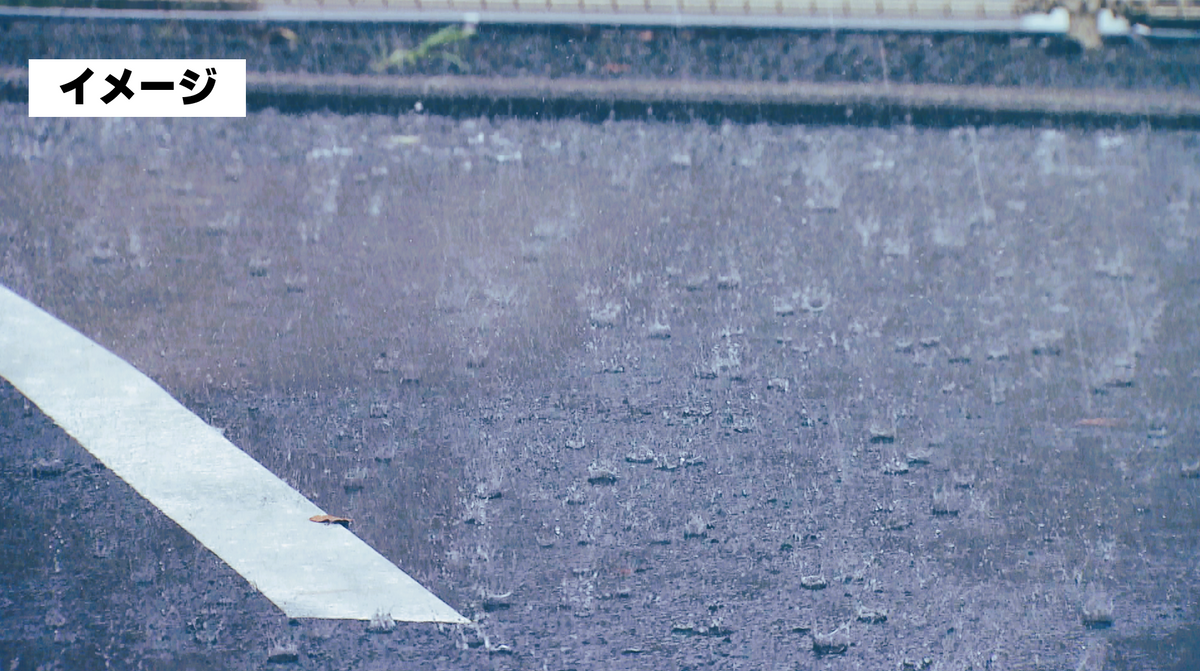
left=1, top=105, right=1200, bottom=670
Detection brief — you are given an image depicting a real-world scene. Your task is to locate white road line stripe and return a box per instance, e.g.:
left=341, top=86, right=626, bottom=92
left=0, top=284, right=468, bottom=624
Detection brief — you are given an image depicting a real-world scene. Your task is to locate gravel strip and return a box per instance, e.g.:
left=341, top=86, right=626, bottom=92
left=3, top=16, right=1200, bottom=95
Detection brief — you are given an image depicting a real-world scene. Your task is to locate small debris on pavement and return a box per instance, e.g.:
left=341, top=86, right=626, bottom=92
left=482, top=592, right=513, bottom=612
left=366, top=609, right=396, bottom=634
left=646, top=320, right=672, bottom=339
left=869, top=424, right=896, bottom=443
left=812, top=627, right=850, bottom=655
left=248, top=255, right=271, bottom=277
left=283, top=274, right=307, bottom=293
left=1082, top=592, right=1114, bottom=628
left=343, top=467, right=368, bottom=492
left=800, top=575, right=827, bottom=590
left=683, top=514, right=708, bottom=539
left=31, top=458, right=66, bottom=477
left=266, top=641, right=299, bottom=664
left=906, top=450, right=932, bottom=465
left=932, top=488, right=961, bottom=516
left=856, top=605, right=888, bottom=624
left=882, top=459, right=910, bottom=475
left=587, top=463, right=619, bottom=485
left=625, top=447, right=656, bottom=464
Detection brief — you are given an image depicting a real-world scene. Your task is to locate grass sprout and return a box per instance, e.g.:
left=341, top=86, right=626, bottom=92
left=370, top=24, right=476, bottom=73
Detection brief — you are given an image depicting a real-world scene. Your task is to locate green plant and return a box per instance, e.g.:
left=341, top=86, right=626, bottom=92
left=370, top=24, right=476, bottom=73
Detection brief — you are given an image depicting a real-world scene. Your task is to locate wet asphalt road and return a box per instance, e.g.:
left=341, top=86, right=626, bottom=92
left=1, top=104, right=1200, bottom=670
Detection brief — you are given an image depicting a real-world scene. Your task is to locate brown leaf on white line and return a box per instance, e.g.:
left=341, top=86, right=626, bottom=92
left=310, top=514, right=352, bottom=527
left=1074, top=418, right=1124, bottom=428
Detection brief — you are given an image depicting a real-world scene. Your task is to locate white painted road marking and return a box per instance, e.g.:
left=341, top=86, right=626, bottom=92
left=0, top=284, right=468, bottom=624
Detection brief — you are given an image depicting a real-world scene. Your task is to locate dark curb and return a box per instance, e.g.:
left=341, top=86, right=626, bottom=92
left=6, top=67, right=1200, bottom=126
